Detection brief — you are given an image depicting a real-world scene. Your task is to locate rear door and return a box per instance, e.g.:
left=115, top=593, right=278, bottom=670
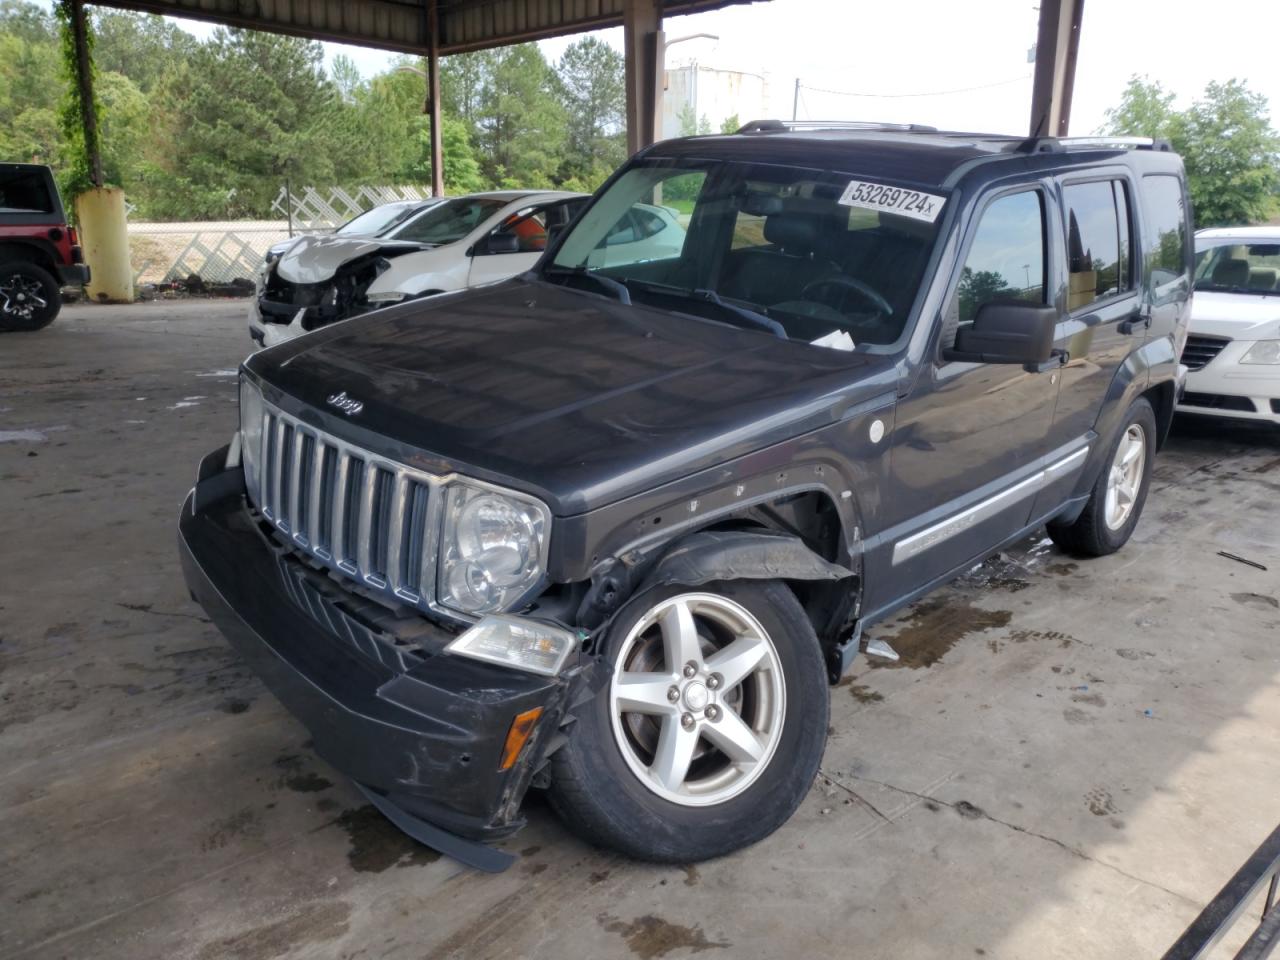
left=467, top=198, right=585, bottom=286
left=1042, top=175, right=1143, bottom=443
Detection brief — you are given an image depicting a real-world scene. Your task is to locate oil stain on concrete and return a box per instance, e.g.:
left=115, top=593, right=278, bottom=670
left=335, top=805, right=441, bottom=873
left=868, top=596, right=1013, bottom=669
left=598, top=913, right=730, bottom=959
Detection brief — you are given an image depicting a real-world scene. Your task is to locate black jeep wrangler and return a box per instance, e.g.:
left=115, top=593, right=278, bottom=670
left=180, top=122, right=1191, bottom=870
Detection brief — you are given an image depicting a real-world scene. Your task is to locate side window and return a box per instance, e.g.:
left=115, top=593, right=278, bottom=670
left=494, top=205, right=551, bottom=253
left=0, top=168, right=55, bottom=214
left=1063, top=180, right=1131, bottom=310
left=954, top=190, right=1046, bottom=327
left=1141, top=175, right=1189, bottom=288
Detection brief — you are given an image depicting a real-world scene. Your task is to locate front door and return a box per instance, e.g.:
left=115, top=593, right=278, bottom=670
left=467, top=199, right=585, bottom=287
left=865, top=186, right=1062, bottom=615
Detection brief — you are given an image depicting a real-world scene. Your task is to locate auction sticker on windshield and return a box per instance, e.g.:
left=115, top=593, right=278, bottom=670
left=838, top=180, right=946, bottom=223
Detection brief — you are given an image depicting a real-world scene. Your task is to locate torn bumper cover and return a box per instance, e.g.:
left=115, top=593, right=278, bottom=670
left=178, top=460, right=584, bottom=871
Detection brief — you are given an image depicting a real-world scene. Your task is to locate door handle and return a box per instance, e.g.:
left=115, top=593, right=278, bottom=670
left=1118, top=310, right=1152, bottom=336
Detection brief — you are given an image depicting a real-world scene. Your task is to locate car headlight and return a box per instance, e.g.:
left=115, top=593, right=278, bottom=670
left=239, top=377, right=265, bottom=506
left=1240, top=340, right=1280, bottom=365
left=438, top=481, right=550, bottom=616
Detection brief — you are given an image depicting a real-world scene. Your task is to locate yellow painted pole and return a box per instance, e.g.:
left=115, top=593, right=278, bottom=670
left=75, top=187, right=133, bottom=304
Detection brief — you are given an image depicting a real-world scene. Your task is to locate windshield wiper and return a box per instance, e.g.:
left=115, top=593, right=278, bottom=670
left=686, top=288, right=786, bottom=338
left=543, top=266, right=631, bottom=305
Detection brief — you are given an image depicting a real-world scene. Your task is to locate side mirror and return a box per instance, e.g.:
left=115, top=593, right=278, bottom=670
left=949, top=300, right=1058, bottom=369
left=485, top=233, right=521, bottom=255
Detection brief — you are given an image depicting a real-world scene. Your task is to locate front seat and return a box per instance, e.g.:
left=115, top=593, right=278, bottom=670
left=722, top=210, right=839, bottom=305
left=1212, top=258, right=1251, bottom=289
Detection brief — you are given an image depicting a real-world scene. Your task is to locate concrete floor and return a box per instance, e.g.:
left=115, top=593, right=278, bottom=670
left=2, top=300, right=1279, bottom=960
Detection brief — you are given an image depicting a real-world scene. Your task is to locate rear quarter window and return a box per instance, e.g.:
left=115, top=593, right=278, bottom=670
left=0, top=168, right=55, bottom=215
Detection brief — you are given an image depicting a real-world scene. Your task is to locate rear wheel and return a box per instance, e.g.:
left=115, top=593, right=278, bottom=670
left=548, top=579, right=829, bottom=862
left=0, top=262, right=61, bottom=332
left=1047, top=397, right=1156, bottom=556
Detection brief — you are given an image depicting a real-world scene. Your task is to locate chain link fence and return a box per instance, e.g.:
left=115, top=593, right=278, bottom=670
left=127, top=184, right=434, bottom=288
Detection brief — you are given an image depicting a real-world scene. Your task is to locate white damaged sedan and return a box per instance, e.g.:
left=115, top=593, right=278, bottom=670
left=1178, top=227, right=1280, bottom=426
left=250, top=191, right=587, bottom=348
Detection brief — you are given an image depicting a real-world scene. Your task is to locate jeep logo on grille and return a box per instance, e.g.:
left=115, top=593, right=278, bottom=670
left=326, top=391, right=364, bottom=416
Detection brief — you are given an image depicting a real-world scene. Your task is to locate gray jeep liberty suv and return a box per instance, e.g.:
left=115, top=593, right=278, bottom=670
left=179, top=121, right=1191, bottom=871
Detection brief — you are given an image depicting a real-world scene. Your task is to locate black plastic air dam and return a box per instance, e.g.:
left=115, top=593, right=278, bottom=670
left=177, top=465, right=576, bottom=871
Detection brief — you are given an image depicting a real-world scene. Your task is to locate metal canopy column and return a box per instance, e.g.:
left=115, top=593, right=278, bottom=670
left=624, top=0, right=663, bottom=154
left=1029, top=0, right=1085, bottom=137
left=69, top=0, right=103, bottom=186
left=426, top=0, right=444, bottom=196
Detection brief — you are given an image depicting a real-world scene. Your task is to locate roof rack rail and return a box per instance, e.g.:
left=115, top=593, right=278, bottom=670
left=1016, top=135, right=1173, bottom=154
left=736, top=119, right=939, bottom=135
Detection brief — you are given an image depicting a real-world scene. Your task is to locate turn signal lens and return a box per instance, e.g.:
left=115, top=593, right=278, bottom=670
left=499, top=707, right=543, bottom=771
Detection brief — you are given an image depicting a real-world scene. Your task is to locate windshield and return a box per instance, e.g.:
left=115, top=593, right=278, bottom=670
left=389, top=197, right=507, bottom=245
left=1194, top=240, right=1280, bottom=295
left=545, top=158, right=945, bottom=346
left=336, top=202, right=427, bottom=238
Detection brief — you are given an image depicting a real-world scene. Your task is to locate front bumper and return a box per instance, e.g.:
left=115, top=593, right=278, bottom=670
left=178, top=458, right=583, bottom=867
left=247, top=297, right=304, bottom=350
left=1177, top=343, right=1280, bottom=424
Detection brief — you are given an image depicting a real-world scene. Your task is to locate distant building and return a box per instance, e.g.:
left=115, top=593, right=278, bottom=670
left=661, top=62, right=769, bottom=139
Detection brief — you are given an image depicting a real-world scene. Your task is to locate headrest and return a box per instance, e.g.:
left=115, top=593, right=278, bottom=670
left=1212, top=258, right=1250, bottom=288
left=764, top=212, right=818, bottom=252
left=1248, top=267, right=1277, bottom=291
left=741, top=192, right=783, bottom=217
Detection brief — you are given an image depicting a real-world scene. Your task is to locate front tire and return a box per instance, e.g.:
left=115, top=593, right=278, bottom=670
left=1047, top=396, right=1157, bottom=556
left=0, top=262, right=61, bottom=332
left=548, top=579, right=829, bottom=862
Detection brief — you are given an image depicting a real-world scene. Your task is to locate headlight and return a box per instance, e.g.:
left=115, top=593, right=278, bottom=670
left=438, top=481, right=550, bottom=616
left=239, top=377, right=265, bottom=505
left=1240, top=340, right=1280, bottom=365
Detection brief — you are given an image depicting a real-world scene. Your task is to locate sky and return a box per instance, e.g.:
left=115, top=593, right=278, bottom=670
left=159, top=0, right=1279, bottom=135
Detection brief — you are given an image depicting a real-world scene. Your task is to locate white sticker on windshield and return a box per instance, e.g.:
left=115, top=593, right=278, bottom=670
left=838, top=180, right=946, bottom=223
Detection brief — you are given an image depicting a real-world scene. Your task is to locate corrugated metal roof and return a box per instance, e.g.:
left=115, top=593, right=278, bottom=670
left=90, top=0, right=759, bottom=55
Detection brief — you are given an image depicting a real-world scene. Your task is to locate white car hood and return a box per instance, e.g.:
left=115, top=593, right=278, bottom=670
left=275, top=235, right=421, bottom=284
left=1190, top=291, right=1280, bottom=340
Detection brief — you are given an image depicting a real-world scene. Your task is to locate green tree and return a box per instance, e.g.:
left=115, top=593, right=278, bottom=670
left=91, top=9, right=196, bottom=92
left=677, top=103, right=711, bottom=136
left=471, top=44, right=568, bottom=187
left=1103, top=75, right=1280, bottom=226
left=145, top=28, right=339, bottom=218
left=720, top=113, right=741, bottom=135
left=556, top=37, right=625, bottom=187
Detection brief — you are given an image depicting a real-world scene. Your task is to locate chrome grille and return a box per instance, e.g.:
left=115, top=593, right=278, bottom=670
left=1181, top=334, right=1231, bottom=370
left=254, top=403, right=445, bottom=612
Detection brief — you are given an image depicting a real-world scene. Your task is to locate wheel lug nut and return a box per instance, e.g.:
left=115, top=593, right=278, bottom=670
left=706, top=705, right=721, bottom=721
left=681, top=712, right=695, bottom=730
left=667, top=685, right=680, bottom=702
left=707, top=673, right=722, bottom=690
left=682, top=662, right=698, bottom=678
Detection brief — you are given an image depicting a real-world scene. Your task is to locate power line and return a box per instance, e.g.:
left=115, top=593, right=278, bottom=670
left=799, top=74, right=1033, bottom=100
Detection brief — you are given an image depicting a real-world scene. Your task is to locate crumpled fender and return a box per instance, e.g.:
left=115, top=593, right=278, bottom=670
left=644, top=530, right=854, bottom=589
left=576, top=529, right=853, bottom=630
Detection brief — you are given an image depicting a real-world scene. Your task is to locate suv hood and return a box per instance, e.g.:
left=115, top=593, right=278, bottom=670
left=1190, top=290, right=1280, bottom=340
left=275, top=234, right=426, bottom=284
left=246, top=280, right=898, bottom=514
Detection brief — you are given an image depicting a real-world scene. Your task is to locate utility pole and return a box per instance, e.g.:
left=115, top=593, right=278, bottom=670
left=792, top=78, right=800, bottom=122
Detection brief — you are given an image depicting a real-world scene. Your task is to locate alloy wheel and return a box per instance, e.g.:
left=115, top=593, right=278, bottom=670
left=608, top=592, right=786, bottom=806
left=1104, top=423, right=1146, bottom=530
left=0, top=273, right=48, bottom=322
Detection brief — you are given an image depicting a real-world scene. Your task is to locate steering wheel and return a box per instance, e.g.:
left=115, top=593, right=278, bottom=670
left=801, top=276, right=894, bottom=318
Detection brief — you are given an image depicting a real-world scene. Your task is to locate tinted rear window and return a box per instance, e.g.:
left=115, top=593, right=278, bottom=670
left=0, top=168, right=55, bottom=214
